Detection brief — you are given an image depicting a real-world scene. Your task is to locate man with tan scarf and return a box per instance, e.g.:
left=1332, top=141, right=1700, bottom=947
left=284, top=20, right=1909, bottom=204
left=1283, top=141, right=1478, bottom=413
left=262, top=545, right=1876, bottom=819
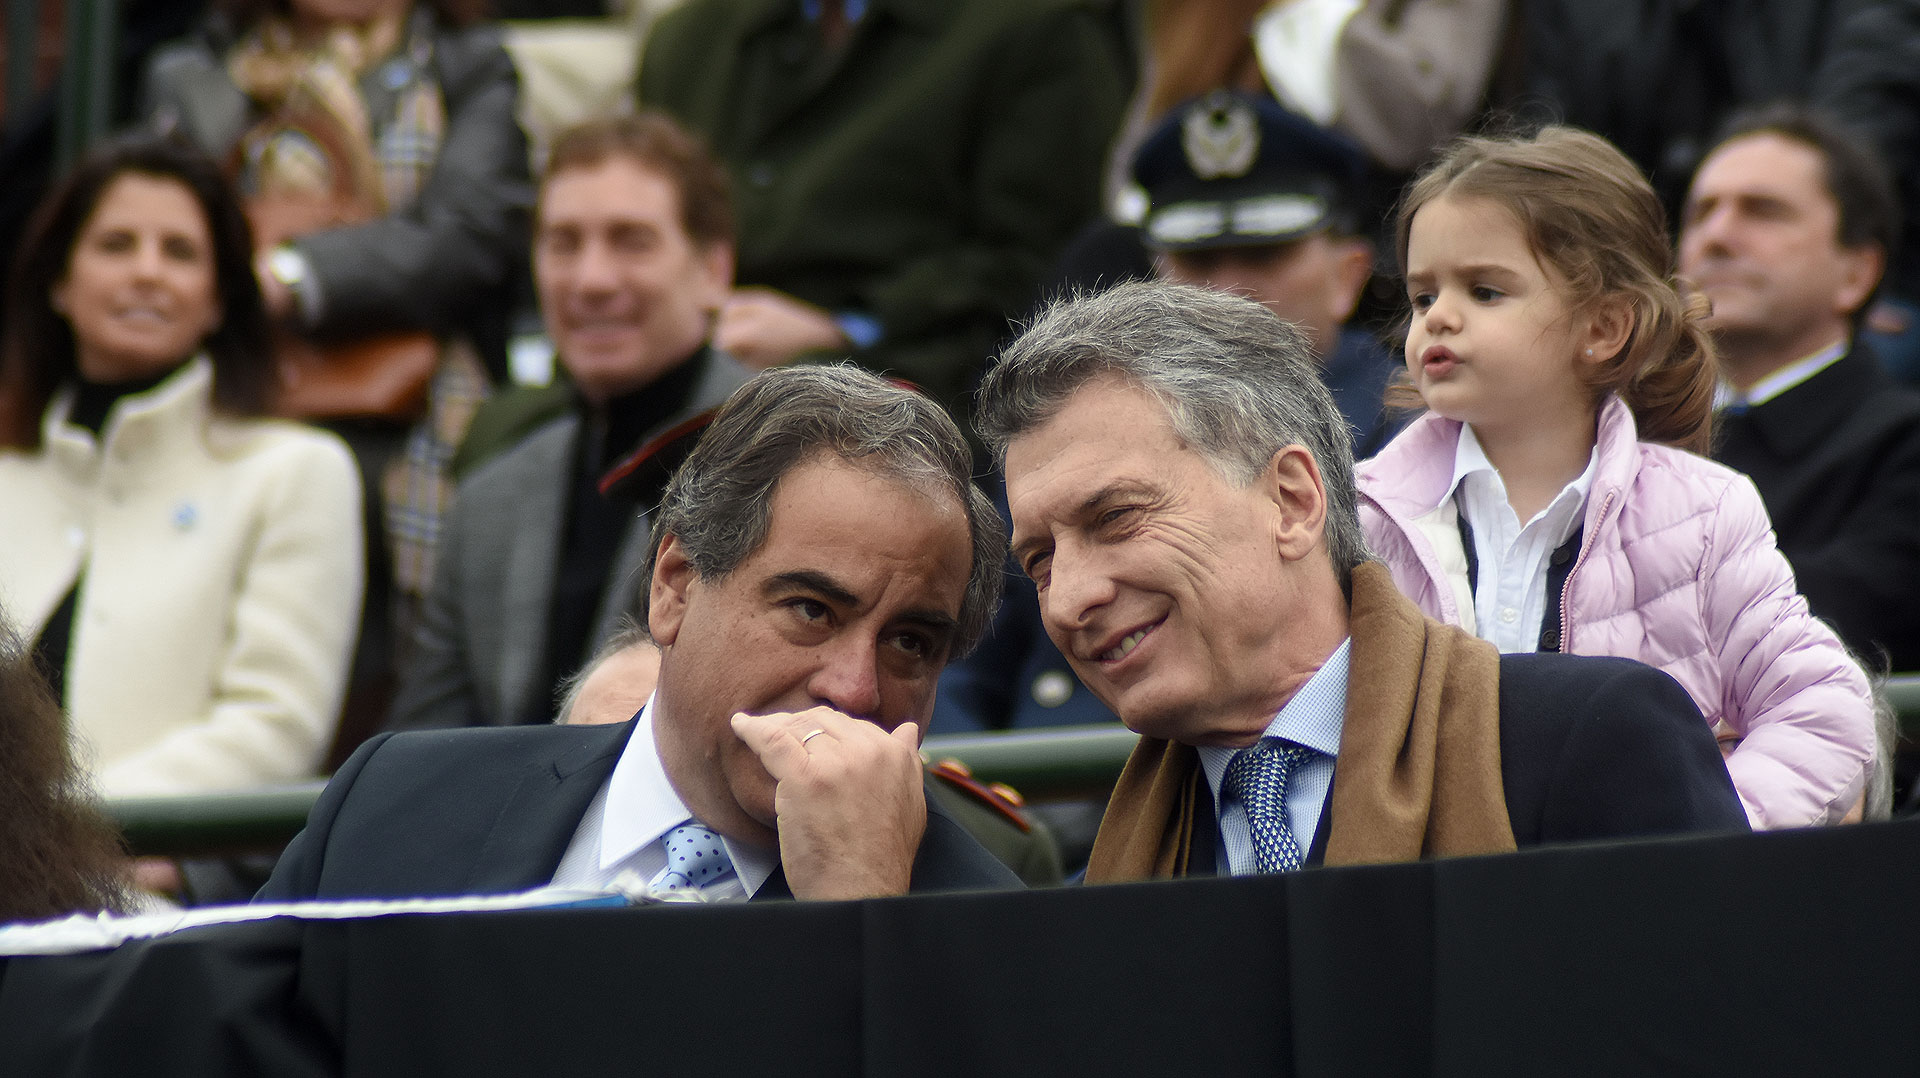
left=977, top=282, right=1748, bottom=881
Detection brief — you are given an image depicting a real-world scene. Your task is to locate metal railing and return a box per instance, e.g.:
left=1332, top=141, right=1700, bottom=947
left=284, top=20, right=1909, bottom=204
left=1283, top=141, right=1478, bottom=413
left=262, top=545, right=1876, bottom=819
left=100, top=674, right=1920, bottom=859
left=106, top=723, right=1142, bottom=858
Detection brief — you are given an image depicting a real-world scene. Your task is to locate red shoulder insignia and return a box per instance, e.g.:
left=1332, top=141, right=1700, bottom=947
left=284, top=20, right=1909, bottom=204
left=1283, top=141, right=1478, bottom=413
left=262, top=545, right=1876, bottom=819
left=927, top=758, right=1032, bottom=832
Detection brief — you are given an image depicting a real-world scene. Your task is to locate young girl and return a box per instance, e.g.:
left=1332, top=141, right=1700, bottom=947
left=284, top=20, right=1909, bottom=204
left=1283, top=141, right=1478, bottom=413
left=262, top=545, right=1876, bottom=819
left=1356, top=126, right=1873, bottom=830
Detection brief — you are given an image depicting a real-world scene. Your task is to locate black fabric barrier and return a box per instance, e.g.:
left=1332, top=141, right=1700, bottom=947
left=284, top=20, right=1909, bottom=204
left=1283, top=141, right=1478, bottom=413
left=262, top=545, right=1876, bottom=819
left=3, top=819, right=1917, bottom=1076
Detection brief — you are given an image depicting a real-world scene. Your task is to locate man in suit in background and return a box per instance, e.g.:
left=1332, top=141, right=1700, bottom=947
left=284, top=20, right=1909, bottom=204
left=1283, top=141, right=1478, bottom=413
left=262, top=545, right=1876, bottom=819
left=1135, top=90, right=1401, bottom=458
left=1680, top=102, right=1920, bottom=673
left=978, top=282, right=1748, bottom=881
left=389, top=114, right=750, bottom=732
left=260, top=365, right=1019, bottom=902
left=635, top=0, right=1127, bottom=436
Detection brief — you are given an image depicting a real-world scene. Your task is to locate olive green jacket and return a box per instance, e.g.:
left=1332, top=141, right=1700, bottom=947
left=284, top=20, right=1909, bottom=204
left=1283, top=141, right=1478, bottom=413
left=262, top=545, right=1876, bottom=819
left=638, top=0, right=1127, bottom=425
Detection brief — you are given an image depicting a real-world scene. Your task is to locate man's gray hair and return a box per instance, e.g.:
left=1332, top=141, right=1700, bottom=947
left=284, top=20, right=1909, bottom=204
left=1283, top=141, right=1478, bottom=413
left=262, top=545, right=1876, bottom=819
left=976, top=280, right=1369, bottom=590
left=640, top=364, right=1006, bottom=655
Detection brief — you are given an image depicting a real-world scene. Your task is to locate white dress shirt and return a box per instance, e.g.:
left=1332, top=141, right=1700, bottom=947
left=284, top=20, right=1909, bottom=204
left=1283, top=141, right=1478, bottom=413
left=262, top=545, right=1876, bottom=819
left=549, top=696, right=778, bottom=899
left=1198, top=639, right=1349, bottom=875
left=1449, top=425, right=1595, bottom=654
left=1716, top=338, right=1849, bottom=410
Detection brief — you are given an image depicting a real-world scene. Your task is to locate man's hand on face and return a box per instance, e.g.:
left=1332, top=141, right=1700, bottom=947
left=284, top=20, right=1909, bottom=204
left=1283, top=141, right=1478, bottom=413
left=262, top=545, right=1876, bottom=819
left=731, top=706, right=926, bottom=900
left=714, top=287, right=852, bottom=369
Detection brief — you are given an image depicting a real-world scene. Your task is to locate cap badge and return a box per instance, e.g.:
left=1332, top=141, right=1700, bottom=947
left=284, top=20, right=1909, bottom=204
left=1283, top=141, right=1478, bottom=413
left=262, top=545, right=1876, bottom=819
left=1182, top=95, right=1259, bottom=180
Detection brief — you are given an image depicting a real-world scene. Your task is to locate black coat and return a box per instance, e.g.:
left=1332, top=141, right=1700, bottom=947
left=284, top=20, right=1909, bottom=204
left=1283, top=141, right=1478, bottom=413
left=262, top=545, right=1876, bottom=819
left=1712, top=342, right=1920, bottom=671
left=256, top=718, right=1020, bottom=902
left=1184, top=653, right=1752, bottom=874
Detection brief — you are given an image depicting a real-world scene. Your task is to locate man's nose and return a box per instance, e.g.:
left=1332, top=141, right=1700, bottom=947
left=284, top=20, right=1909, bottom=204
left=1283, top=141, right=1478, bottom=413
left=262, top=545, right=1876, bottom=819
left=808, top=635, right=883, bottom=719
left=1038, top=543, right=1117, bottom=641
left=572, top=237, right=621, bottom=292
left=1682, top=202, right=1738, bottom=261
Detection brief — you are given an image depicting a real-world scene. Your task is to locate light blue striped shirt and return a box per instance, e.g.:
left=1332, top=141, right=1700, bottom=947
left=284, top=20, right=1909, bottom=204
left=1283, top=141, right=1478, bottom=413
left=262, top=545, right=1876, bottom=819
left=1198, top=639, right=1350, bottom=875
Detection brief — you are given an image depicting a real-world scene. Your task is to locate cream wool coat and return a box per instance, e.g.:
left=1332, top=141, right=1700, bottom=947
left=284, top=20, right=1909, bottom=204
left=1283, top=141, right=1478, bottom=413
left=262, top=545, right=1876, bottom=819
left=0, top=359, right=362, bottom=796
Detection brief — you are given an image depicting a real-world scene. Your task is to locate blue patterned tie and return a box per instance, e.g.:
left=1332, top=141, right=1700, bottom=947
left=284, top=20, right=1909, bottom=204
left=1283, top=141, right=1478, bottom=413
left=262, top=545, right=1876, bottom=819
left=650, top=823, right=735, bottom=892
left=1223, top=738, right=1314, bottom=873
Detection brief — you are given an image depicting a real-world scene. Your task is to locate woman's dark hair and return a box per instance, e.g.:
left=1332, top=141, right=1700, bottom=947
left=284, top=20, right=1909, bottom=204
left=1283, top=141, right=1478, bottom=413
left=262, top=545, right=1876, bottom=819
left=0, top=135, right=276, bottom=449
left=0, top=615, right=131, bottom=923
left=214, top=0, right=490, bottom=29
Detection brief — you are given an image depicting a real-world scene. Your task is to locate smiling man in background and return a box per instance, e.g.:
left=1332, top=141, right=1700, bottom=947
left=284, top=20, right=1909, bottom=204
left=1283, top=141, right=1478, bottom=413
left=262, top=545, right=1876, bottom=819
left=389, top=114, right=750, bottom=733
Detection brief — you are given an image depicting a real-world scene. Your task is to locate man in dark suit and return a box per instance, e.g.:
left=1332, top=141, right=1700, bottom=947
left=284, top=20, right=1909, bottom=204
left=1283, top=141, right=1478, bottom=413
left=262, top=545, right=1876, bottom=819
left=976, top=282, right=1748, bottom=882
left=389, top=114, right=751, bottom=732
left=1681, top=103, right=1920, bottom=672
left=260, top=365, right=1019, bottom=902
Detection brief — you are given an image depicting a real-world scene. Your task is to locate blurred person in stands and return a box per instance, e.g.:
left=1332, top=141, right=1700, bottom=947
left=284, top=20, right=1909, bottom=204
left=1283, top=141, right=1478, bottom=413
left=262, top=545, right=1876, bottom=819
left=1679, top=104, right=1920, bottom=674
left=0, top=136, right=362, bottom=806
left=1358, top=126, right=1872, bottom=830
left=635, top=0, right=1127, bottom=442
left=259, top=365, right=1020, bottom=902
left=1134, top=90, right=1399, bottom=458
left=0, top=612, right=131, bottom=925
left=141, top=0, right=535, bottom=745
left=387, top=113, right=749, bottom=732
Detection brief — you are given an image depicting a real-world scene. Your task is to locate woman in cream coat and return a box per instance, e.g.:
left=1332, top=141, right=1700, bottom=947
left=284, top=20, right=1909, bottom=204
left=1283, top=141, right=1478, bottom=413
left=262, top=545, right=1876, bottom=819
left=0, top=136, right=361, bottom=799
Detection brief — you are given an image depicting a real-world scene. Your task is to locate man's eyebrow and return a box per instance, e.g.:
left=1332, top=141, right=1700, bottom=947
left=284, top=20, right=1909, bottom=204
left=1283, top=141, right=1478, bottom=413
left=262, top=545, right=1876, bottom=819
left=763, top=569, right=859, bottom=608
left=896, top=607, right=960, bottom=639
left=1010, top=481, right=1148, bottom=565
left=763, top=569, right=959, bottom=637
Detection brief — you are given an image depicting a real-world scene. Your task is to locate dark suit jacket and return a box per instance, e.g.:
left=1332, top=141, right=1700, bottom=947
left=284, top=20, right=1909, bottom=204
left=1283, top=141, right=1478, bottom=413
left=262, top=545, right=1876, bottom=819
left=389, top=353, right=749, bottom=731
left=1181, top=653, right=1750, bottom=873
left=1713, top=341, right=1920, bottom=670
left=256, top=718, right=1021, bottom=902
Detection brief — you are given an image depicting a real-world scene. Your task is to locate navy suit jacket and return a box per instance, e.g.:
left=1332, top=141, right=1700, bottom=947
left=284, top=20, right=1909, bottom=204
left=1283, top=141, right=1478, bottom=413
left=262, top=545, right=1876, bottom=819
left=1183, top=653, right=1751, bottom=874
left=257, top=718, right=1020, bottom=902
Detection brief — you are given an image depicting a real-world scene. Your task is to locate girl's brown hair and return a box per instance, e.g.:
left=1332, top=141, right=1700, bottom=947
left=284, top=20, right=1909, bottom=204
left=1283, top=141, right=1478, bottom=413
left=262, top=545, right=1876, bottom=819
left=1395, top=125, right=1718, bottom=455
left=0, top=616, right=131, bottom=923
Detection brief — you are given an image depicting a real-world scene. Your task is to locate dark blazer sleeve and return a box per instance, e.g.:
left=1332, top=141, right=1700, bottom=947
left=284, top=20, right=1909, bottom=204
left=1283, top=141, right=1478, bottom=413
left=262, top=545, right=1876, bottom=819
left=254, top=732, right=397, bottom=902
left=296, top=23, right=534, bottom=337
left=1496, top=654, right=1752, bottom=845
left=908, top=795, right=1027, bottom=893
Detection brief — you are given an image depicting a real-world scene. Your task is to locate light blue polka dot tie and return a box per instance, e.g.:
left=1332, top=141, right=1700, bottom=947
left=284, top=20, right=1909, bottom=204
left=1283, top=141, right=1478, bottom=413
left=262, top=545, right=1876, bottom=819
left=650, top=823, right=735, bottom=892
left=1224, top=738, right=1314, bottom=873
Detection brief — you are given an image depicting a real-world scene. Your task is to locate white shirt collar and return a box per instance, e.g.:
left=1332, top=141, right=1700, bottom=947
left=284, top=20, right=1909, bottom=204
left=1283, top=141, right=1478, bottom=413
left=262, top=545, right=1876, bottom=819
left=1198, top=638, right=1349, bottom=796
left=1448, top=422, right=1596, bottom=528
left=1719, top=338, right=1849, bottom=409
left=593, top=695, right=778, bottom=897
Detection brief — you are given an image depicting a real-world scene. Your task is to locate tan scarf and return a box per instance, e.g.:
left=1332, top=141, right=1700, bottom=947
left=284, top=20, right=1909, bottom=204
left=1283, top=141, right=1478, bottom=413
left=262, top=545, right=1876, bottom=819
left=1084, top=562, right=1516, bottom=882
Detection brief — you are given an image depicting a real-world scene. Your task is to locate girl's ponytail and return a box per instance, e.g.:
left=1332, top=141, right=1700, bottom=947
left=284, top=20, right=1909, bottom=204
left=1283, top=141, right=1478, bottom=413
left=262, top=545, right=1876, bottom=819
left=1610, top=280, right=1718, bottom=456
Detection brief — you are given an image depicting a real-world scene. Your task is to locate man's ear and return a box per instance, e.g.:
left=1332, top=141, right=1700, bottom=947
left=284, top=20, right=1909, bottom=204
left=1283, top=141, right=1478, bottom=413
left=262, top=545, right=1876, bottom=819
left=1264, top=445, right=1328, bottom=563
left=1329, top=237, right=1375, bottom=325
left=647, top=534, right=697, bottom=647
left=1833, top=243, right=1886, bottom=320
left=699, top=241, right=736, bottom=313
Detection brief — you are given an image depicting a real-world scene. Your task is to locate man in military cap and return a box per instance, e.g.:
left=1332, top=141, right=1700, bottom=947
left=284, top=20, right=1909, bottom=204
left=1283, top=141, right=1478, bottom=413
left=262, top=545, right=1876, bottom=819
left=1134, top=90, right=1400, bottom=456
